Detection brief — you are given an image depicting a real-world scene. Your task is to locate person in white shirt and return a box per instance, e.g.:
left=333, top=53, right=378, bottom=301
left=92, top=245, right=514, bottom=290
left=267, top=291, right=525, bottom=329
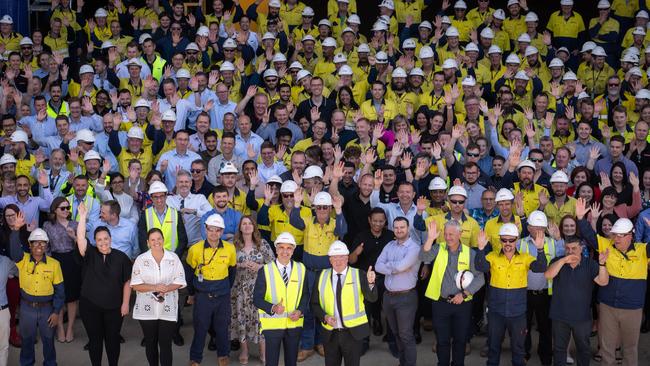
left=131, top=228, right=187, bottom=366
left=166, top=170, right=212, bottom=246
left=95, top=171, right=140, bottom=224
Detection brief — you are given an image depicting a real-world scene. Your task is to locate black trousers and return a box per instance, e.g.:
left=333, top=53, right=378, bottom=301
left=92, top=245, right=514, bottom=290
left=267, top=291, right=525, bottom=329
left=323, top=329, right=363, bottom=366
left=525, top=290, right=552, bottom=365
left=552, top=319, right=591, bottom=366
left=263, top=328, right=301, bottom=366
left=432, top=300, right=472, bottom=366
left=79, top=297, right=123, bottom=366
left=139, top=319, right=176, bottom=366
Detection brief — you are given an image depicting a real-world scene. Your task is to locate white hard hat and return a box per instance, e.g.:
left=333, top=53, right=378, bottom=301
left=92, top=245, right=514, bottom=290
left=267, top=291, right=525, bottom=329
left=507, top=0, right=520, bottom=6
left=409, top=67, right=425, bottom=77
left=461, top=76, right=477, bottom=86
left=577, top=91, right=590, bottom=100
left=76, top=129, right=96, bottom=143
left=549, top=58, right=564, bottom=68
left=550, top=170, right=570, bottom=183
left=328, top=240, right=350, bottom=256
left=220, top=61, right=235, bottom=72
left=637, top=10, right=649, bottom=19
left=341, top=27, right=355, bottom=35
left=441, top=16, right=452, bottom=24
left=288, top=61, right=303, bottom=70
left=318, top=19, right=332, bottom=28
left=83, top=150, right=101, bottom=162
left=402, top=38, right=417, bottom=49
left=280, top=180, right=298, bottom=193
left=10, top=131, right=28, bottom=144
left=495, top=188, right=514, bottom=202
left=263, top=68, right=279, bottom=79
left=296, top=69, right=311, bottom=81
left=28, top=228, right=49, bottom=243
left=505, top=54, right=521, bottom=64
left=322, top=37, right=337, bottom=48
left=636, top=89, right=650, bottom=99
left=94, top=8, right=108, bottom=18
left=493, top=9, right=506, bottom=20
left=274, top=232, right=297, bottom=247
left=268, top=0, right=281, bottom=8
left=392, top=67, right=407, bottom=78
left=0, top=153, right=17, bottom=166
left=347, top=14, right=361, bottom=25
left=465, top=42, right=479, bottom=53
left=455, top=270, right=474, bottom=290
left=629, top=67, right=643, bottom=77
left=219, top=162, right=238, bottom=174
left=560, top=0, right=574, bottom=5
left=517, top=33, right=531, bottom=43
left=419, top=46, right=434, bottom=59
left=176, top=68, right=191, bottom=79
left=138, top=34, right=152, bottom=45
left=480, top=27, right=495, bottom=39
left=375, top=51, right=389, bottom=63
left=303, top=165, right=324, bottom=179
left=442, top=58, right=458, bottom=69
left=525, top=12, right=539, bottom=22
left=0, top=15, right=14, bottom=24
left=580, top=41, right=597, bottom=53
left=528, top=210, right=548, bottom=227
left=488, top=45, right=502, bottom=54
left=313, top=191, right=332, bottom=206
left=372, top=21, right=388, bottom=32
left=272, top=53, right=287, bottom=63
left=448, top=185, right=468, bottom=198
left=262, top=32, right=276, bottom=41
left=514, top=70, right=529, bottom=80
left=338, top=65, right=353, bottom=76
left=162, top=109, right=177, bottom=121
left=419, top=21, right=433, bottom=30
left=525, top=46, right=539, bottom=57
left=267, top=175, right=283, bottom=185
left=19, top=37, right=33, bottom=46
left=591, top=46, right=607, bottom=57
left=499, top=223, right=520, bottom=237
left=196, top=26, right=209, bottom=37
left=428, top=177, right=447, bottom=190
left=454, top=0, right=467, bottom=9
left=357, top=43, right=370, bottom=53
left=222, top=38, right=237, bottom=49
left=597, top=0, right=611, bottom=9
left=562, top=71, right=578, bottom=81
left=134, top=98, right=151, bottom=109
left=633, top=27, right=646, bottom=37
left=127, top=58, right=142, bottom=68
left=127, top=127, right=145, bottom=140
left=517, top=159, right=536, bottom=171
left=445, top=26, right=460, bottom=38
left=379, top=0, right=395, bottom=10
left=559, top=47, right=571, bottom=55
left=205, top=213, right=225, bottom=229
left=148, top=181, right=168, bottom=194
left=610, top=218, right=634, bottom=234
left=301, top=35, right=316, bottom=43
left=302, top=6, right=315, bottom=17
left=333, top=53, right=347, bottom=63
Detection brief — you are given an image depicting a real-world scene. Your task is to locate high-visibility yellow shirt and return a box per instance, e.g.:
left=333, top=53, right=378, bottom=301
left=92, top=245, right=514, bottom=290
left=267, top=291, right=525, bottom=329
left=186, top=240, right=236, bottom=280
left=303, top=215, right=339, bottom=256
left=267, top=204, right=311, bottom=244
left=17, top=253, right=63, bottom=297
left=543, top=196, right=576, bottom=226
left=394, top=0, right=425, bottom=24
left=467, top=8, right=495, bottom=28
left=485, top=250, right=536, bottom=289
left=588, top=17, right=620, bottom=45
left=346, top=138, right=387, bottom=159
left=451, top=17, right=474, bottom=43
left=484, top=215, right=523, bottom=253
left=504, top=16, right=527, bottom=41
left=426, top=213, right=480, bottom=248
left=513, top=183, right=548, bottom=217
left=546, top=11, right=585, bottom=39
left=360, top=99, right=398, bottom=127
left=610, top=0, right=639, bottom=18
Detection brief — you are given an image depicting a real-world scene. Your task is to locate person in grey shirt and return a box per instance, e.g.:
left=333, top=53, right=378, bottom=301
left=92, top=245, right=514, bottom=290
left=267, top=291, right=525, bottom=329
left=0, top=254, right=18, bottom=366
left=375, top=217, right=421, bottom=366
left=419, top=220, right=485, bottom=366
left=256, top=103, right=304, bottom=146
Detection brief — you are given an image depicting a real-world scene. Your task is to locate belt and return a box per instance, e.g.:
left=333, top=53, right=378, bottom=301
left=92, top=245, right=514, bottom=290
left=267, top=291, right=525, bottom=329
left=0, top=304, right=8, bottom=311
left=21, top=300, right=52, bottom=308
left=331, top=327, right=350, bottom=332
left=385, top=288, right=414, bottom=296
left=528, top=289, right=548, bottom=295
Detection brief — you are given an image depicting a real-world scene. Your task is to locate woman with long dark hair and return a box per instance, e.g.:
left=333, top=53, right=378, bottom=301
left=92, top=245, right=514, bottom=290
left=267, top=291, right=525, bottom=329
left=43, top=197, right=81, bottom=343
left=335, top=86, right=360, bottom=130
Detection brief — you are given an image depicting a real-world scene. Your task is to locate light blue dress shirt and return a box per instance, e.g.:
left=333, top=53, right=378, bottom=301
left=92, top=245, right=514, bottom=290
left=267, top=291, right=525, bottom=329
left=517, top=237, right=564, bottom=291
left=89, top=218, right=139, bottom=259
left=375, top=237, right=421, bottom=292
left=370, top=189, right=425, bottom=244
left=157, top=149, right=202, bottom=190
left=0, top=190, right=54, bottom=228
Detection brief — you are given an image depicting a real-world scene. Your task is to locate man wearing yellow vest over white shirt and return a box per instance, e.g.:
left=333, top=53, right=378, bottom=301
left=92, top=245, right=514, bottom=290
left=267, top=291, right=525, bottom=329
left=420, top=219, right=485, bottom=366
left=311, top=241, right=377, bottom=366
left=253, top=232, right=309, bottom=366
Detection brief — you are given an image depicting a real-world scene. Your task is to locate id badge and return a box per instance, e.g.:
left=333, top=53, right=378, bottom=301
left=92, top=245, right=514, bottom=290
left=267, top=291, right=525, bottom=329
left=198, top=273, right=204, bottom=282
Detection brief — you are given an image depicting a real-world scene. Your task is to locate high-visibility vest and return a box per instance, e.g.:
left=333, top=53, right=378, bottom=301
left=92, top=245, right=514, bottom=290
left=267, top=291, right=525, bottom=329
left=46, top=100, right=69, bottom=119
left=520, top=237, right=556, bottom=295
left=317, top=267, right=368, bottom=330
left=145, top=207, right=179, bottom=252
left=141, top=55, right=166, bottom=82
left=425, top=243, right=472, bottom=301
left=258, top=261, right=306, bottom=331
left=68, top=195, right=95, bottom=222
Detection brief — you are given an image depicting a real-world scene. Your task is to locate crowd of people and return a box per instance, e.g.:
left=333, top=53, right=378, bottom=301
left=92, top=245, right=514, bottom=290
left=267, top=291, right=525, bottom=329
left=0, top=0, right=649, bottom=365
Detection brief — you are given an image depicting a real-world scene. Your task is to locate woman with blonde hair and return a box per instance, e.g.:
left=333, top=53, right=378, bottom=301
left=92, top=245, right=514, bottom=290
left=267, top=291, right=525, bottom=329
left=231, top=216, right=275, bottom=364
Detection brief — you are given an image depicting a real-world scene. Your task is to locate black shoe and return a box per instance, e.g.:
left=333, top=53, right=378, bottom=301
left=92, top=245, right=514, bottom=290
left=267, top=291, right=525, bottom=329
left=361, top=342, right=369, bottom=356
left=388, top=341, right=399, bottom=358
left=119, top=335, right=125, bottom=344
left=415, top=332, right=422, bottom=344
left=382, top=334, right=388, bottom=342
left=208, top=337, right=217, bottom=351
left=173, top=332, right=184, bottom=346
left=140, top=338, right=146, bottom=347
left=84, top=342, right=89, bottom=351
left=641, top=322, right=649, bottom=333
left=372, top=319, right=383, bottom=336
left=230, top=339, right=240, bottom=351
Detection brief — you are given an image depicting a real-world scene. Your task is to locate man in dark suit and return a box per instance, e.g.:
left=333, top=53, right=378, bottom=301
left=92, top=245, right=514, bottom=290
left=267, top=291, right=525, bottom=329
left=253, top=232, right=309, bottom=366
left=310, top=241, right=378, bottom=366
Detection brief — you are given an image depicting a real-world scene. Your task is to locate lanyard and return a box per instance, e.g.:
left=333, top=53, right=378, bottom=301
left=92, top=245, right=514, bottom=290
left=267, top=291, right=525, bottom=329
left=49, top=172, right=60, bottom=192
left=200, top=242, right=221, bottom=270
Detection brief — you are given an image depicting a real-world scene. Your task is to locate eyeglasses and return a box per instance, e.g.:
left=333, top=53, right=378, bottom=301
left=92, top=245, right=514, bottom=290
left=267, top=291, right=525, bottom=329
left=314, top=206, right=330, bottom=210
left=449, top=199, right=465, bottom=205
left=529, top=158, right=543, bottom=162
left=265, top=78, right=278, bottom=83
left=31, top=242, right=46, bottom=247
left=223, top=48, right=235, bottom=52
left=58, top=206, right=71, bottom=211
left=466, top=152, right=480, bottom=157
left=608, top=83, right=620, bottom=87
left=206, top=226, right=221, bottom=232
left=500, top=238, right=517, bottom=243
left=191, top=169, right=205, bottom=174
left=282, top=194, right=293, bottom=198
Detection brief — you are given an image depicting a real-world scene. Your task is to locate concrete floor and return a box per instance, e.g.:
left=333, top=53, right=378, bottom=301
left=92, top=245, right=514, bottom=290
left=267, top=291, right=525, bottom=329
left=8, top=306, right=650, bottom=365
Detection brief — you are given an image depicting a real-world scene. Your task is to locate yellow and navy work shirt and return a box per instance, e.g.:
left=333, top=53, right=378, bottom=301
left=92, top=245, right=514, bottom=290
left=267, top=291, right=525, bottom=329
left=186, top=239, right=237, bottom=295
left=17, top=253, right=65, bottom=311
left=545, top=11, right=585, bottom=51
left=484, top=215, right=523, bottom=253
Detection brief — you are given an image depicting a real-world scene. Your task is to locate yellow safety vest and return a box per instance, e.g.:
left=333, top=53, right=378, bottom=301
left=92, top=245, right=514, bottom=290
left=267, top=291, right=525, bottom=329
left=68, top=195, right=95, bottom=222
left=46, top=100, right=69, bottom=119
left=141, top=55, right=166, bottom=82
left=145, top=207, right=179, bottom=252
left=519, top=237, right=556, bottom=294
left=425, top=243, right=472, bottom=301
left=258, top=261, right=306, bottom=331
left=317, top=268, right=367, bottom=330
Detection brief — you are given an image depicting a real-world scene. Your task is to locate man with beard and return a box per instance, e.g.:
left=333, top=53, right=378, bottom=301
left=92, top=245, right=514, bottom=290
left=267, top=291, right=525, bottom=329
left=525, top=149, right=551, bottom=188
left=258, top=103, right=304, bottom=146
left=67, top=174, right=101, bottom=233
left=8, top=131, right=37, bottom=184
left=0, top=173, right=52, bottom=228
left=496, top=69, right=542, bottom=111
left=506, top=158, right=549, bottom=217
left=45, top=83, right=68, bottom=119
left=594, top=75, right=625, bottom=126
left=34, top=149, right=70, bottom=198
left=92, top=113, right=124, bottom=173
left=207, top=132, right=244, bottom=185
left=199, top=131, right=219, bottom=165
left=386, top=68, right=417, bottom=117
left=280, top=151, right=307, bottom=182
left=578, top=46, right=615, bottom=96
left=218, top=162, right=250, bottom=216
left=201, top=185, right=242, bottom=242
left=484, top=188, right=524, bottom=253
left=330, top=162, right=373, bottom=244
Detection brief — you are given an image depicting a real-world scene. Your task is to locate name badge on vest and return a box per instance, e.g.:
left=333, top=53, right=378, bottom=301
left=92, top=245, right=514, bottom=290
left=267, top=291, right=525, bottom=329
left=197, top=264, right=204, bottom=282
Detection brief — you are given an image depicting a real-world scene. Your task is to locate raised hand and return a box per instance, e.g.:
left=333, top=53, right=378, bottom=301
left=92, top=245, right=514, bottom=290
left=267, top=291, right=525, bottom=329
left=630, top=172, right=640, bottom=189
left=426, top=219, right=439, bottom=242
left=598, top=248, right=609, bottom=265
left=477, top=230, right=488, bottom=250
left=373, top=169, right=383, bottom=189
left=416, top=196, right=429, bottom=214
left=590, top=202, right=602, bottom=220
left=532, top=230, right=545, bottom=250
left=293, top=187, right=303, bottom=208
left=367, top=266, right=375, bottom=284
left=575, top=197, right=587, bottom=219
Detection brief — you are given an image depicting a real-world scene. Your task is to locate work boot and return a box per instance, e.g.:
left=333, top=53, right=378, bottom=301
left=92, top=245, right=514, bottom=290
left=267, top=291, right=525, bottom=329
left=297, top=349, right=314, bottom=362
left=218, top=356, right=230, bottom=366
left=315, top=344, right=325, bottom=356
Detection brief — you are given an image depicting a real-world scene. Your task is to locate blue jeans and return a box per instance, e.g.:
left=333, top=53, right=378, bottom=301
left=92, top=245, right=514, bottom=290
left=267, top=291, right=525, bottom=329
left=19, top=302, right=56, bottom=366
left=190, top=292, right=231, bottom=362
left=487, top=311, right=526, bottom=366
left=432, top=300, right=472, bottom=366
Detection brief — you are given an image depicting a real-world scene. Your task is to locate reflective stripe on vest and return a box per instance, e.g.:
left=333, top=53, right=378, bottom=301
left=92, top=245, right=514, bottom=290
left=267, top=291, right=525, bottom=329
left=258, top=262, right=306, bottom=331
left=520, top=237, right=555, bottom=295
left=318, top=268, right=367, bottom=330
left=145, top=207, right=178, bottom=252
left=46, top=101, right=69, bottom=119
left=425, top=243, right=472, bottom=301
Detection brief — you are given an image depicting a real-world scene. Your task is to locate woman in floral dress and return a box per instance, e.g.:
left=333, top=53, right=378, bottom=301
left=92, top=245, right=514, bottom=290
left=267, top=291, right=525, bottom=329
left=231, top=216, right=275, bottom=365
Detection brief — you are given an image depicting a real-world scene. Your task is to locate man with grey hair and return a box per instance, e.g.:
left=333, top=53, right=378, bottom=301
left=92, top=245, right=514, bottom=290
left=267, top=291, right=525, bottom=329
left=420, top=220, right=485, bottom=366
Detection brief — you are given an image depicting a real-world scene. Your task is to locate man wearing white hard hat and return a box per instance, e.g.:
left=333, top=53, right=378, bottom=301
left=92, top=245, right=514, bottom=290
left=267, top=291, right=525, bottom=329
left=476, top=222, right=548, bottom=366
left=108, top=125, right=162, bottom=179
left=289, top=190, right=348, bottom=361
left=253, top=232, right=309, bottom=366
left=509, top=159, right=549, bottom=217
left=420, top=219, right=485, bottom=365
left=575, top=203, right=649, bottom=366
left=576, top=45, right=615, bottom=96
left=484, top=188, right=523, bottom=252
left=503, top=0, right=528, bottom=41
left=186, top=213, right=237, bottom=366
left=540, top=170, right=576, bottom=225
left=311, top=240, right=377, bottom=366
left=16, top=228, right=64, bottom=366
left=546, top=1, right=585, bottom=60
left=588, top=1, right=619, bottom=68
left=517, top=210, right=563, bottom=365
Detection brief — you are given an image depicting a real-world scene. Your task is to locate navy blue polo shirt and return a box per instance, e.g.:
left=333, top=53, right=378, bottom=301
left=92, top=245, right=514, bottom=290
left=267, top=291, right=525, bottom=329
left=549, top=256, right=599, bottom=323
